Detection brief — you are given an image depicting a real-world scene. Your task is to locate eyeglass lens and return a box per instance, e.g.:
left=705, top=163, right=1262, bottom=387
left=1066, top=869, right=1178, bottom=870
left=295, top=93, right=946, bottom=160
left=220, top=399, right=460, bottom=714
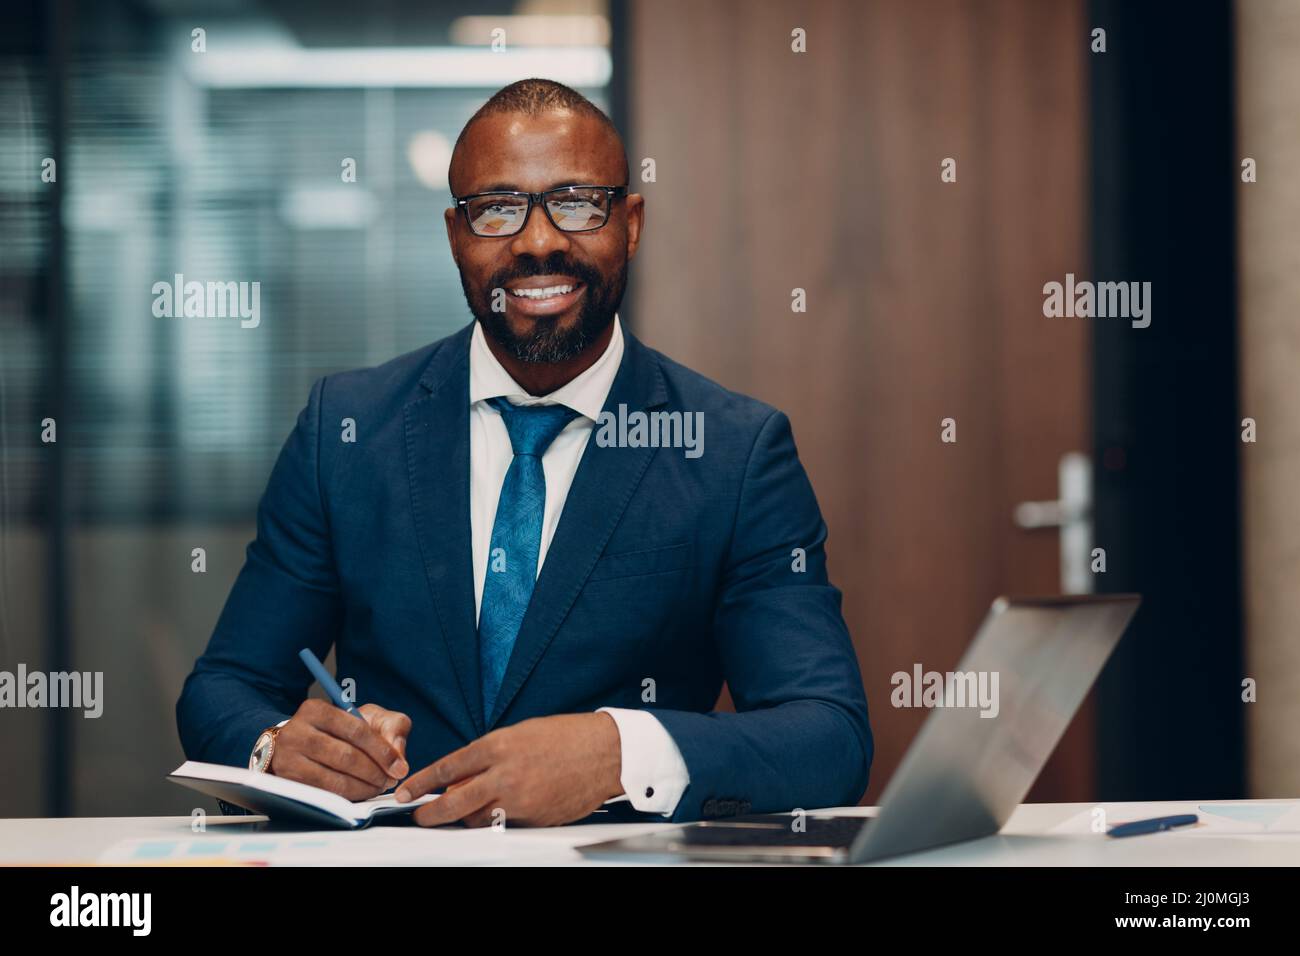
left=464, top=188, right=612, bottom=236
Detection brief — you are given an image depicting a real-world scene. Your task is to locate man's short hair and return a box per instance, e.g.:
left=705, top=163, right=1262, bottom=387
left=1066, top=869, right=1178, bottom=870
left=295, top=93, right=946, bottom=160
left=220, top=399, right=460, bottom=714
left=452, top=78, right=627, bottom=184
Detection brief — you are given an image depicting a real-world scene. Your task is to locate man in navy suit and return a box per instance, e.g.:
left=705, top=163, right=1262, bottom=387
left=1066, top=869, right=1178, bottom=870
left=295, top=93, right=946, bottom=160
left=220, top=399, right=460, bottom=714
left=176, top=78, right=871, bottom=827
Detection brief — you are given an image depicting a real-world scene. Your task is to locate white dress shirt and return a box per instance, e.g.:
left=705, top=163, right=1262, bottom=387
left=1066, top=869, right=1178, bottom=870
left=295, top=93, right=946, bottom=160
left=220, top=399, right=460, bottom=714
left=468, top=315, right=690, bottom=816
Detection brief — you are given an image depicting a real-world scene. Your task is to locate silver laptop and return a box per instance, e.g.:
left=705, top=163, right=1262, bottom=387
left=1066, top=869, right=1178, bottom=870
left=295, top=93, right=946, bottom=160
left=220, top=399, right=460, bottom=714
left=578, top=593, right=1140, bottom=864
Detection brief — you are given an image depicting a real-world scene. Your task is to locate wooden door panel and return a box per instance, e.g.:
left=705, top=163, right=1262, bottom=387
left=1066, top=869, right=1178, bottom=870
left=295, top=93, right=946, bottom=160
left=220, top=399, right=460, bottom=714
left=632, top=0, right=1089, bottom=804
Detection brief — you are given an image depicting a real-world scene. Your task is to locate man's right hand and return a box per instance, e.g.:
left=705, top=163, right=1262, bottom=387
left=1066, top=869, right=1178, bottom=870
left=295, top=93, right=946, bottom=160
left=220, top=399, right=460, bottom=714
left=268, top=699, right=412, bottom=801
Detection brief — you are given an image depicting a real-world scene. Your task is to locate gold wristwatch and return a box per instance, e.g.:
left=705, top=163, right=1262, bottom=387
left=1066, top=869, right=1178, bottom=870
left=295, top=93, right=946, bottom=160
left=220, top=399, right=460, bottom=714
left=249, top=722, right=285, bottom=773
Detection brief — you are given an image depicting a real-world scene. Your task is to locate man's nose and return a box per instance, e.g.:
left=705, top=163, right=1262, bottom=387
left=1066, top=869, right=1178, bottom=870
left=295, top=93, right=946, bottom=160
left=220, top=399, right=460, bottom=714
left=509, top=201, right=571, bottom=258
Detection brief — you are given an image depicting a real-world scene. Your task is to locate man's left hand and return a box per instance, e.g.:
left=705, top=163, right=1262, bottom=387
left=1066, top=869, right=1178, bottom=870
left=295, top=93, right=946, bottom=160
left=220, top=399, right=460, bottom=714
left=393, top=713, right=625, bottom=828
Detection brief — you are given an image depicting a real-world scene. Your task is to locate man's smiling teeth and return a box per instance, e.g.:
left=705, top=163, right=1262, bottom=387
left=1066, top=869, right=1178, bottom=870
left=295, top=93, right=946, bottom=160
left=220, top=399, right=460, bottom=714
left=510, top=284, right=575, bottom=299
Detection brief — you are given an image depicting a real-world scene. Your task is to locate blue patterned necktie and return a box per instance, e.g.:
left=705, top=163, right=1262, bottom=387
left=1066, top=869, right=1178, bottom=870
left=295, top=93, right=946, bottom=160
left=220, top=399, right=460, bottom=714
left=478, top=396, right=581, bottom=718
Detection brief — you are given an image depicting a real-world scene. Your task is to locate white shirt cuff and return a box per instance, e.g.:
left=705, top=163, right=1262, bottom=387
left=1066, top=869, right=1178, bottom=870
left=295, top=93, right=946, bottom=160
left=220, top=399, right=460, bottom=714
left=597, top=707, right=690, bottom=816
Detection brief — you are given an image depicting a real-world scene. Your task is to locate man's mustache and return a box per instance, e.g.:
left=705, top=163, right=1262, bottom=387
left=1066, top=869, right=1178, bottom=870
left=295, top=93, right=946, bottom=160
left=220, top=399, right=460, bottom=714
left=487, top=257, right=603, bottom=292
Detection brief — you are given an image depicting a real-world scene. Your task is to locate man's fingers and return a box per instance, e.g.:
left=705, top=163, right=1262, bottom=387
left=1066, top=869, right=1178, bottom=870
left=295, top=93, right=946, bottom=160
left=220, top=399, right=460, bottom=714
left=461, top=804, right=501, bottom=829
left=300, top=724, right=395, bottom=789
left=412, top=774, right=497, bottom=828
left=395, top=739, right=496, bottom=801
left=274, top=750, right=383, bottom=802
left=313, top=703, right=407, bottom=778
left=359, top=704, right=413, bottom=767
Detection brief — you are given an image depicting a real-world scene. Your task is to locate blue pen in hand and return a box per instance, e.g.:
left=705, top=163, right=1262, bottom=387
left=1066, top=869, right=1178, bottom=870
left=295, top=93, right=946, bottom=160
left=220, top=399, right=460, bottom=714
left=298, top=648, right=366, bottom=721
left=1107, top=813, right=1198, bottom=838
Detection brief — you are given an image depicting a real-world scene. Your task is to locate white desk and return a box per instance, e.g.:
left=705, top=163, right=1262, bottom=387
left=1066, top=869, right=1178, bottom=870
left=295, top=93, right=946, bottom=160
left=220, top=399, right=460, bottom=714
left=3, top=800, right=1299, bottom=866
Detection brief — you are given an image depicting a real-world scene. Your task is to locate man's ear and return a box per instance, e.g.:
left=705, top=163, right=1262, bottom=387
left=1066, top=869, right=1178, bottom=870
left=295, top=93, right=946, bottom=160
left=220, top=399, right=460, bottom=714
left=624, top=192, right=645, bottom=262
left=444, top=206, right=459, bottom=266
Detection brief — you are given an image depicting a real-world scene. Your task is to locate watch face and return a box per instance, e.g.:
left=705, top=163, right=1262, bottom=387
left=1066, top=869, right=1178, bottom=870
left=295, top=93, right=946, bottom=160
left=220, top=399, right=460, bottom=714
left=250, top=732, right=273, bottom=771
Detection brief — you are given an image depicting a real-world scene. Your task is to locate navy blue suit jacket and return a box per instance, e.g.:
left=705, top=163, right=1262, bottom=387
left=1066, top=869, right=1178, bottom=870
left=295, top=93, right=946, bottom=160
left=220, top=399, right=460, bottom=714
left=176, top=322, right=872, bottom=822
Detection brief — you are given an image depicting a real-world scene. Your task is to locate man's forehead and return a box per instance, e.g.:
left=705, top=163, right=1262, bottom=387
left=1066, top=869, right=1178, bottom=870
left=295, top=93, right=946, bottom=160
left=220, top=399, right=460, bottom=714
left=452, top=110, right=623, bottom=193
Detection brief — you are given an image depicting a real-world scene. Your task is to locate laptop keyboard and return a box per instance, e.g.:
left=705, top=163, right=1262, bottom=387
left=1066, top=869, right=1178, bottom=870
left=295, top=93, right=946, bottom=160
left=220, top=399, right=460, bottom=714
left=682, top=814, right=869, bottom=848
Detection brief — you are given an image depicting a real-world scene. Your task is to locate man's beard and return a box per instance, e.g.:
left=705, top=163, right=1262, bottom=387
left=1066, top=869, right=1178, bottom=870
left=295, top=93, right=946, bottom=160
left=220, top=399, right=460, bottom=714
left=461, top=252, right=626, bottom=364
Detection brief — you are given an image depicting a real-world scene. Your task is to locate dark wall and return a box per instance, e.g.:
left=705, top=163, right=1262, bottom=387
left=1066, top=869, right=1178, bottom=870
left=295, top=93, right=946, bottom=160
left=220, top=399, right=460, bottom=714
left=1091, top=0, right=1244, bottom=799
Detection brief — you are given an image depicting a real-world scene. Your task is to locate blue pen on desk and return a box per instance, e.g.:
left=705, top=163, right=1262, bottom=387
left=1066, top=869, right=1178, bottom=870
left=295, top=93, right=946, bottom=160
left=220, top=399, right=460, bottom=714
left=1107, top=813, right=1198, bottom=838
left=298, top=648, right=365, bottom=720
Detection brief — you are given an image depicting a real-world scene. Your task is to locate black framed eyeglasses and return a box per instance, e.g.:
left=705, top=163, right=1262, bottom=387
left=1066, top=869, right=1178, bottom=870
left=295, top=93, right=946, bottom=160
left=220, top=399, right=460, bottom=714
left=452, top=184, right=627, bottom=237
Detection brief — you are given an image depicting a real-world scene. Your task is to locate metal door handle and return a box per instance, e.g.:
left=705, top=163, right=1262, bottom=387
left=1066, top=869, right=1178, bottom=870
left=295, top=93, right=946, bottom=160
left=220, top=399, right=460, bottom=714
left=1013, top=451, right=1093, bottom=594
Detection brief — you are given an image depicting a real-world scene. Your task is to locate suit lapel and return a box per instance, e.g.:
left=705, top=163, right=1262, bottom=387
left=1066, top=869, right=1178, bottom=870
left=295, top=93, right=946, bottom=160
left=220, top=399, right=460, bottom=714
left=404, top=323, right=484, bottom=736
left=486, top=330, right=668, bottom=727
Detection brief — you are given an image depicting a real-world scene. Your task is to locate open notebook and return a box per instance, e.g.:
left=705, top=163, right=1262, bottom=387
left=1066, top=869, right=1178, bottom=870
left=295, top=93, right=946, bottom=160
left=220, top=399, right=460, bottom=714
left=168, top=761, right=438, bottom=829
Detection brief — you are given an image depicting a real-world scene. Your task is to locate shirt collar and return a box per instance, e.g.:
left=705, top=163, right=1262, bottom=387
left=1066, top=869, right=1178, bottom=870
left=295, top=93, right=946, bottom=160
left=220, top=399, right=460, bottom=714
left=469, top=314, right=624, bottom=422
